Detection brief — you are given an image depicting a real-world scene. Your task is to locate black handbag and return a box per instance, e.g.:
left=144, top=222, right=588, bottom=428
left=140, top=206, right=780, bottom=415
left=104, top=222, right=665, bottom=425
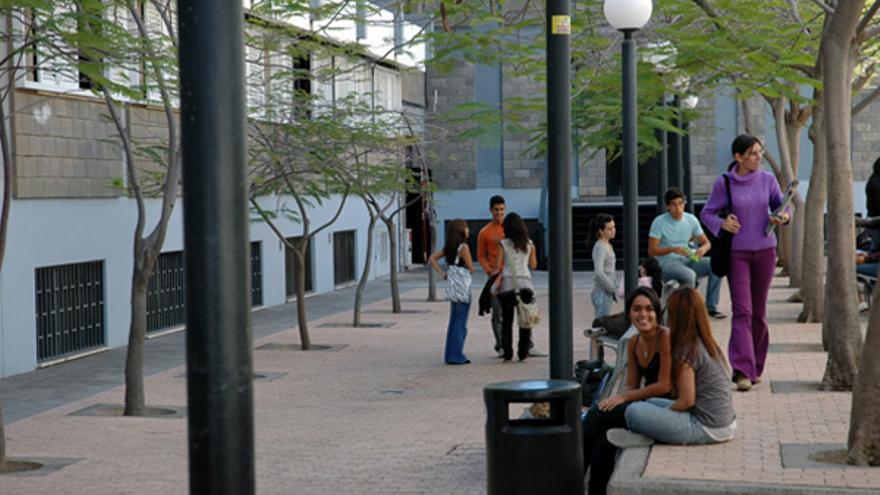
left=705, top=174, right=734, bottom=277
left=575, top=358, right=613, bottom=407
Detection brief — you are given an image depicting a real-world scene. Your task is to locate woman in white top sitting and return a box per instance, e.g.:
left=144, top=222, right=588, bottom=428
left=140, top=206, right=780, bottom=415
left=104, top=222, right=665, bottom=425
left=495, top=212, right=538, bottom=362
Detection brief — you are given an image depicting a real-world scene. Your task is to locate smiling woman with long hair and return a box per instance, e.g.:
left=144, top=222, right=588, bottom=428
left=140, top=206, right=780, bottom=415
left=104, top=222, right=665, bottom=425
left=610, top=287, right=736, bottom=448
left=581, top=286, right=672, bottom=495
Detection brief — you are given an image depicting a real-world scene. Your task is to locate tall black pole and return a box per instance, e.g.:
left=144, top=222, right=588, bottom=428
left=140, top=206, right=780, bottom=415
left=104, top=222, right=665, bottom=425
left=657, top=95, right=668, bottom=214
left=683, top=122, right=694, bottom=213
left=622, top=30, right=638, bottom=297
left=547, top=0, right=572, bottom=380
left=178, top=3, right=255, bottom=494
left=670, top=95, right=683, bottom=190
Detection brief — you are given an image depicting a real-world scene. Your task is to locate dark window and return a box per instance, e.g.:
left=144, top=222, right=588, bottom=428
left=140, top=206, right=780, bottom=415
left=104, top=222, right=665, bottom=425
left=251, top=241, right=263, bottom=306
left=285, top=237, right=313, bottom=297
left=35, top=261, right=105, bottom=362
left=333, top=230, right=356, bottom=285
left=147, top=251, right=186, bottom=333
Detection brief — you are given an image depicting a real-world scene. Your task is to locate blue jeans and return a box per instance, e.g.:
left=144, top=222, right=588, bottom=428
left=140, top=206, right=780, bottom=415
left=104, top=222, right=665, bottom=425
left=445, top=301, right=470, bottom=364
left=857, top=263, right=878, bottom=278
left=591, top=290, right=615, bottom=319
left=661, top=258, right=721, bottom=312
left=624, top=398, right=715, bottom=445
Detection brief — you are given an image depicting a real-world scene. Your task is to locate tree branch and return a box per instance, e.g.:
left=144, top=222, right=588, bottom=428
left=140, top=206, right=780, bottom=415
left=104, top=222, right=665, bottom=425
left=857, top=0, right=880, bottom=38
left=810, top=0, right=835, bottom=15
left=853, top=83, right=880, bottom=115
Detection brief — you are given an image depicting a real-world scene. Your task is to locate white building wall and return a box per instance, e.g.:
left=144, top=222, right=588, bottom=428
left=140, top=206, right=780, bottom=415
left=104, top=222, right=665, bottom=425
left=0, top=194, right=394, bottom=378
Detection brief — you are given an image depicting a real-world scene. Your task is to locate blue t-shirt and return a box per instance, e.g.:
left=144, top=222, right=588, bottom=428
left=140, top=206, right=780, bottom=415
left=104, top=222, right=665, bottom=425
left=649, top=212, right=704, bottom=267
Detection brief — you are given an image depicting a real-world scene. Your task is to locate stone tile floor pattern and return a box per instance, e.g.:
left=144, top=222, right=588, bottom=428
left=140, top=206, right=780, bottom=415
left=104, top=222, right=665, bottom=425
left=1, top=275, right=878, bottom=493
left=642, top=277, right=880, bottom=491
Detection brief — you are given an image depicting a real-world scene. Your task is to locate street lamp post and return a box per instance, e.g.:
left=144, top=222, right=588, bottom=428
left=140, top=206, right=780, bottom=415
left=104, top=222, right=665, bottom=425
left=604, top=0, right=652, bottom=297
left=680, top=95, right=699, bottom=213
left=547, top=0, right=572, bottom=380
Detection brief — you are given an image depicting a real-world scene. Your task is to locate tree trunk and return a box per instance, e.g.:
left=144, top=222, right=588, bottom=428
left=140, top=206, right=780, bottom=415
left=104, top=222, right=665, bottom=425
left=354, top=215, right=378, bottom=327
left=426, top=209, right=439, bottom=302
left=799, top=104, right=827, bottom=324
left=124, top=254, right=152, bottom=416
left=382, top=217, right=401, bottom=313
left=848, top=289, right=880, bottom=465
left=294, top=245, right=311, bottom=350
left=0, top=401, right=6, bottom=465
left=0, top=96, right=12, bottom=271
left=820, top=1, right=864, bottom=390
left=785, top=116, right=805, bottom=288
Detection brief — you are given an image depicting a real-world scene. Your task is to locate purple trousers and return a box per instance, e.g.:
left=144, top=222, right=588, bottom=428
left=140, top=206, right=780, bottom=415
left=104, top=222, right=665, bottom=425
left=727, top=248, right=776, bottom=382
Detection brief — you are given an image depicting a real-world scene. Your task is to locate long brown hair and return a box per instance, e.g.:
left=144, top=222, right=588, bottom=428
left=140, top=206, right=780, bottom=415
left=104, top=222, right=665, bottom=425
left=443, top=219, right=469, bottom=264
left=666, top=287, right=727, bottom=375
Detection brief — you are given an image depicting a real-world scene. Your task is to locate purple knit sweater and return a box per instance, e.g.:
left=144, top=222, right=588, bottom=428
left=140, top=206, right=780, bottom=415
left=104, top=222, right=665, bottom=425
left=700, top=169, right=789, bottom=252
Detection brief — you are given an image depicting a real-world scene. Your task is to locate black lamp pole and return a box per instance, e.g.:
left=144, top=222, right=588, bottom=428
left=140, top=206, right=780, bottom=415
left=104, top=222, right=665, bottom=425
left=547, top=0, right=573, bottom=380
left=178, top=2, right=255, bottom=494
left=621, top=29, right=638, bottom=297
left=657, top=96, right=668, bottom=214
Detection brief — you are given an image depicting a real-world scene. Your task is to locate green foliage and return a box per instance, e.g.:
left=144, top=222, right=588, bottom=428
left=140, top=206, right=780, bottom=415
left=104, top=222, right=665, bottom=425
left=424, top=0, right=872, bottom=167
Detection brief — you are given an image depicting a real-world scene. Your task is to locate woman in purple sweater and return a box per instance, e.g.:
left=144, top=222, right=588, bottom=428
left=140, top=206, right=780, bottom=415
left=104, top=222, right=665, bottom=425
left=700, top=135, right=791, bottom=392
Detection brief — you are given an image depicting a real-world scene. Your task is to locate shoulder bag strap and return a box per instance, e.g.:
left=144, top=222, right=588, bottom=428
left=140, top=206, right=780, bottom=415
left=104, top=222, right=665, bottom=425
left=723, top=174, right=733, bottom=213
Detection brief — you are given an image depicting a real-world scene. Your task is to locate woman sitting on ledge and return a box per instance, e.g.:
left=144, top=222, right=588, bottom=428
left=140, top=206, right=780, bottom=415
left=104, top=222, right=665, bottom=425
left=608, top=287, right=736, bottom=448
left=582, top=286, right=672, bottom=495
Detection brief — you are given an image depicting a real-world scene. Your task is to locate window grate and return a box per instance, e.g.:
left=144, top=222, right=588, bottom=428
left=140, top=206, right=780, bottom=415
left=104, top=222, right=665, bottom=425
left=333, top=230, right=356, bottom=285
left=35, top=261, right=105, bottom=362
left=147, top=251, right=186, bottom=333
left=251, top=241, right=263, bottom=306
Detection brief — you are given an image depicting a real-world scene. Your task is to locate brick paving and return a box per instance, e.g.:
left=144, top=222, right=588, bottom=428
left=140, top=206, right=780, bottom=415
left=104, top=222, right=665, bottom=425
left=0, top=272, right=877, bottom=494
left=641, top=276, right=880, bottom=492
left=0, top=281, right=586, bottom=495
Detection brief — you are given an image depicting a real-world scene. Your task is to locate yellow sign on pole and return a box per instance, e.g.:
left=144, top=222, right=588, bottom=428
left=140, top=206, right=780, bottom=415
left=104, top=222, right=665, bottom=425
left=551, top=15, right=571, bottom=35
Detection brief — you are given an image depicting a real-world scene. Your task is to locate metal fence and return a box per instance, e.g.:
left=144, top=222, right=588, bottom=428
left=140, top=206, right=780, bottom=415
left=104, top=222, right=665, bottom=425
left=146, top=242, right=262, bottom=333
left=250, top=241, right=263, bottom=306
left=35, top=261, right=106, bottom=362
left=147, top=251, right=186, bottom=333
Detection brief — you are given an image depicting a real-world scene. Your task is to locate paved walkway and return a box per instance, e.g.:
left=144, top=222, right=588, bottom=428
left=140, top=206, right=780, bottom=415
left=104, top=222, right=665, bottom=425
left=612, top=274, right=880, bottom=495
left=0, top=268, right=877, bottom=494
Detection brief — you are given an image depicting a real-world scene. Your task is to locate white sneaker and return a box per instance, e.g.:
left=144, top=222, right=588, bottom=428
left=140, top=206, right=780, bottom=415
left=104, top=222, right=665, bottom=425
left=495, top=348, right=505, bottom=358
left=527, top=346, right=548, bottom=357
left=606, top=428, right=655, bottom=448
left=858, top=301, right=870, bottom=313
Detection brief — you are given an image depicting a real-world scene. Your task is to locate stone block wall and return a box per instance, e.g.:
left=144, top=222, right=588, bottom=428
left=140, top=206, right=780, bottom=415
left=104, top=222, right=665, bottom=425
left=425, top=62, right=476, bottom=189
left=128, top=104, right=179, bottom=194
left=852, top=84, right=880, bottom=180
left=579, top=148, right=606, bottom=198
left=689, top=95, right=719, bottom=196
left=14, top=91, right=122, bottom=198
left=501, top=68, right=543, bottom=189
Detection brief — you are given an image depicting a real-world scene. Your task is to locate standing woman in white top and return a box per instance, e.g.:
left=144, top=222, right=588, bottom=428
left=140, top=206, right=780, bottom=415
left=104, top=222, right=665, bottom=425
left=496, top=212, right=538, bottom=362
left=590, top=213, right=618, bottom=319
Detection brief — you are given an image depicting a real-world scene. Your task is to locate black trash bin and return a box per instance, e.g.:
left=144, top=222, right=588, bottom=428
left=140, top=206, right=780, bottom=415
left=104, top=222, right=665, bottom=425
left=484, top=379, right=583, bottom=495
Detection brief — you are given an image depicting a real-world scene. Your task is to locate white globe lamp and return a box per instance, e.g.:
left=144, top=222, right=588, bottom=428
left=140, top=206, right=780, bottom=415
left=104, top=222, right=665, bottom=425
left=603, top=0, right=653, bottom=31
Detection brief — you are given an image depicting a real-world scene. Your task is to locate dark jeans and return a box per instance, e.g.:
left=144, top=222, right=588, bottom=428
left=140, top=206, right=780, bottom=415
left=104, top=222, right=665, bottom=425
left=497, top=290, right=533, bottom=360
left=582, top=403, right=629, bottom=495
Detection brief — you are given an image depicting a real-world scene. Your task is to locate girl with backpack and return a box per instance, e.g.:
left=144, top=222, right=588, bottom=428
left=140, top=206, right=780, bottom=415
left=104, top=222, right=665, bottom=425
left=429, top=219, right=475, bottom=365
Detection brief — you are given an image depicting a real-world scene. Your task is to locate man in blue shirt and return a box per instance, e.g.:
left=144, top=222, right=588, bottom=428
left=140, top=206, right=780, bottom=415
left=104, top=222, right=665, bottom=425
left=648, top=188, right=725, bottom=318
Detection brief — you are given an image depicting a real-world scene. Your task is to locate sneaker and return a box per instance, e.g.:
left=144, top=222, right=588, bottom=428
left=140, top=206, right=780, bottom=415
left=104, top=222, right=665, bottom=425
left=858, top=301, right=870, bottom=313
left=495, top=348, right=505, bottom=358
left=708, top=309, right=727, bottom=319
left=527, top=346, right=548, bottom=358
left=735, top=374, right=752, bottom=392
left=607, top=428, right=654, bottom=448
